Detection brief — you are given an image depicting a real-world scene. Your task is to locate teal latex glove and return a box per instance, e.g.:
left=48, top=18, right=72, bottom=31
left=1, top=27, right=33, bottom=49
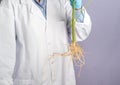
left=70, top=0, right=82, bottom=8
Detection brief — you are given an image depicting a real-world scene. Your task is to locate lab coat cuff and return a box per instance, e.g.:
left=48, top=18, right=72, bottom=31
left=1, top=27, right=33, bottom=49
left=74, top=7, right=85, bottom=23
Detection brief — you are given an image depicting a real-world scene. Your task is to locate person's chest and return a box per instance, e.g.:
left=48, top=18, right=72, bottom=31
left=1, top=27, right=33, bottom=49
left=33, top=0, right=66, bottom=21
left=14, top=0, right=67, bottom=41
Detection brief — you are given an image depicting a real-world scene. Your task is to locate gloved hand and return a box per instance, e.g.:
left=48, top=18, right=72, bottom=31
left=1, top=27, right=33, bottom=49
left=70, top=0, right=82, bottom=9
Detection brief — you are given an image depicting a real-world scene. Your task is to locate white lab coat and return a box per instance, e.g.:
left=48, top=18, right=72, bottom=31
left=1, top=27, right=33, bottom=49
left=0, top=0, right=91, bottom=85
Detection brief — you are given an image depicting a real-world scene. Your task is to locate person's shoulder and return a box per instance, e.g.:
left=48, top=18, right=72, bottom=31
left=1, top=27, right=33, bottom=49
left=0, top=0, right=12, bottom=9
left=13, top=0, right=32, bottom=4
left=0, top=0, right=32, bottom=8
left=0, top=0, right=2, bottom=4
left=0, top=0, right=19, bottom=10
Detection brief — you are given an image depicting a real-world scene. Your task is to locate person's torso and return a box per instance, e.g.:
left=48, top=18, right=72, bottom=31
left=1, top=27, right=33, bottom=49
left=12, top=0, right=75, bottom=85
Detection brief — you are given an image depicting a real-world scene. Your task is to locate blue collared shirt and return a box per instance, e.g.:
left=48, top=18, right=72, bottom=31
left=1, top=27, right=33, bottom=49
left=34, top=0, right=84, bottom=22
left=34, top=0, right=47, bottom=18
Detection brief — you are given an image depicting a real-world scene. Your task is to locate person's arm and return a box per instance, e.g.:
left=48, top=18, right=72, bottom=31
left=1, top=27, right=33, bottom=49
left=0, top=0, right=16, bottom=85
left=65, top=0, right=92, bottom=42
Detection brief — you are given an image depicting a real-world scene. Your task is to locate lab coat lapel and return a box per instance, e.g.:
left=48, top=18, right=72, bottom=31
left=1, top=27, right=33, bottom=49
left=30, top=0, right=46, bottom=21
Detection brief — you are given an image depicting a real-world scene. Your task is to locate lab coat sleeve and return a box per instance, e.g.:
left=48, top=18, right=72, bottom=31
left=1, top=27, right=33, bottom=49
left=0, top=2, right=16, bottom=85
left=65, top=0, right=92, bottom=42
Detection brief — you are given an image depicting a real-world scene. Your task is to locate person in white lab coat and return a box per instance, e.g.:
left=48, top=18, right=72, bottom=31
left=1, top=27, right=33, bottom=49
left=0, top=0, right=91, bottom=85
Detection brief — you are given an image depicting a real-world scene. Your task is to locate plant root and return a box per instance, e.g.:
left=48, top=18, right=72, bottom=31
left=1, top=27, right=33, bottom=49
left=49, top=42, right=85, bottom=77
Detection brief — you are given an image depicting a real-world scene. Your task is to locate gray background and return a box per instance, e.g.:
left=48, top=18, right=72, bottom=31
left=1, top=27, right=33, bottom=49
left=76, top=0, right=120, bottom=85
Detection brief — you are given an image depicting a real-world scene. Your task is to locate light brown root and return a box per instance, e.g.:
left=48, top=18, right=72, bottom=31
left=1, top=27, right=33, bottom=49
left=49, top=42, right=85, bottom=77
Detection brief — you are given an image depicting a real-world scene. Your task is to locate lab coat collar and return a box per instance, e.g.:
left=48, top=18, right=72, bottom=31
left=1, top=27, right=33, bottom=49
left=30, top=1, right=46, bottom=21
